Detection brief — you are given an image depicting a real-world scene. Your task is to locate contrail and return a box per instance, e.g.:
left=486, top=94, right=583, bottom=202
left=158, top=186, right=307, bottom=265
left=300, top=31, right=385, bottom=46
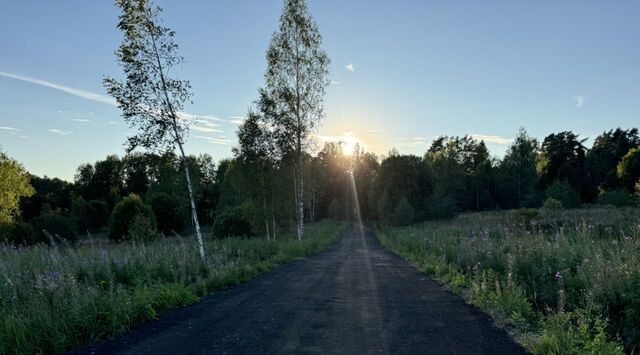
left=0, top=70, right=117, bottom=106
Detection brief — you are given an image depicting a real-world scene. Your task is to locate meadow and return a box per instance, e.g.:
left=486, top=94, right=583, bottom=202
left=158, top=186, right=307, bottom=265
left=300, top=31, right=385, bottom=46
left=0, top=220, right=346, bottom=354
left=378, top=207, right=640, bottom=354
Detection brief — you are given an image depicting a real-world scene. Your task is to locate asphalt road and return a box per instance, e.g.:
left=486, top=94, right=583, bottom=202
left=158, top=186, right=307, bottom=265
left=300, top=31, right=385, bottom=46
left=71, top=224, right=527, bottom=355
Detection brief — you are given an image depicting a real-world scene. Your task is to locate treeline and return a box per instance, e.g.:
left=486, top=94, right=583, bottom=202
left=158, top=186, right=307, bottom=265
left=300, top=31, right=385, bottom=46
left=0, top=126, right=639, bottom=245
left=370, top=127, right=640, bottom=226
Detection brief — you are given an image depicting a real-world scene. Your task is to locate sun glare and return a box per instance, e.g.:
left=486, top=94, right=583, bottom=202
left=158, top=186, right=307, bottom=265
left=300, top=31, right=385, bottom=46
left=341, top=134, right=359, bottom=156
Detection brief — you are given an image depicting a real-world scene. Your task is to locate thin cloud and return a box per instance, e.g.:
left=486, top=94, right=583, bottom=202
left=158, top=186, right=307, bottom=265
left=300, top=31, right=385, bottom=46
left=190, top=126, right=223, bottom=133
left=367, top=129, right=385, bottom=134
left=0, top=126, right=21, bottom=131
left=108, top=121, right=119, bottom=125
left=573, top=95, right=585, bottom=108
left=330, top=80, right=340, bottom=85
left=177, top=112, right=224, bottom=123
left=1, top=71, right=218, bottom=124
left=68, top=118, right=91, bottom=123
left=194, top=135, right=232, bottom=145
left=470, top=134, right=513, bottom=145
left=49, top=129, right=72, bottom=136
left=229, top=116, right=246, bottom=125
left=0, top=71, right=117, bottom=106
left=345, top=63, right=355, bottom=72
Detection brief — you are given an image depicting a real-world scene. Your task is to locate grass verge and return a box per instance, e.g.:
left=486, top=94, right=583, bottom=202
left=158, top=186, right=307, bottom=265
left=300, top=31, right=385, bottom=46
left=377, top=207, right=640, bottom=354
left=0, top=220, right=347, bottom=354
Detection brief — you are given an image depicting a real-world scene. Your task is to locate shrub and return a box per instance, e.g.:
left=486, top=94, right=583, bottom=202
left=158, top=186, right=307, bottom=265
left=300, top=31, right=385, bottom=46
left=71, top=198, right=110, bottom=234
left=390, top=197, right=415, bottom=226
left=6, top=221, right=36, bottom=245
left=149, top=193, right=184, bottom=235
left=543, top=197, right=563, bottom=210
left=425, top=193, right=459, bottom=220
left=546, top=180, right=581, bottom=208
left=87, top=200, right=109, bottom=229
left=214, top=205, right=254, bottom=238
left=31, top=213, right=77, bottom=244
left=597, top=190, right=635, bottom=207
left=109, top=194, right=156, bottom=241
left=129, top=214, right=158, bottom=242
left=515, top=208, right=539, bottom=229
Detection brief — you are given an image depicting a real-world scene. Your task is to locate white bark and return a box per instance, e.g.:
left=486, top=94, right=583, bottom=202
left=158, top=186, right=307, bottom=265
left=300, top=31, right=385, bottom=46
left=179, top=143, right=206, bottom=262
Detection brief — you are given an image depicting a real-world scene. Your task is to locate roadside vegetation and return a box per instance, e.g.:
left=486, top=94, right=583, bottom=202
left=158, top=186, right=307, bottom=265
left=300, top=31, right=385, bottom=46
left=0, top=220, right=346, bottom=354
left=379, top=207, right=640, bottom=354
left=1, top=0, right=640, bottom=354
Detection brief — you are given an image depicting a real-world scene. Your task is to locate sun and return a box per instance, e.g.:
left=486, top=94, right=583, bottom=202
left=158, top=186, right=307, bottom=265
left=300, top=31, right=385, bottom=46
left=341, top=134, right=360, bottom=156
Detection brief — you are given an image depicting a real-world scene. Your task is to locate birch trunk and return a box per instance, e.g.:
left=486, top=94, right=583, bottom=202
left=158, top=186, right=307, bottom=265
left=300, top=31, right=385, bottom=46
left=261, top=170, right=270, bottom=240
left=178, top=142, right=206, bottom=262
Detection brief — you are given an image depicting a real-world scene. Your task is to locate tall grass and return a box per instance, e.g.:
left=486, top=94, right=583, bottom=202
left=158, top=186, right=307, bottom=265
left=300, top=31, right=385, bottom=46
left=0, top=220, right=346, bottom=354
left=379, top=207, right=640, bottom=354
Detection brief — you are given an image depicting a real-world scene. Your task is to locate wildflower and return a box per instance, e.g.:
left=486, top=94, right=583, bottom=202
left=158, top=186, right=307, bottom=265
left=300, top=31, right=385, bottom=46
left=34, top=271, right=63, bottom=292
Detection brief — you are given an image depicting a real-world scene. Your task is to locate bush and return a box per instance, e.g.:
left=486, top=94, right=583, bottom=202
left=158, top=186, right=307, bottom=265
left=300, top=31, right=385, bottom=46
left=515, top=208, right=539, bottom=229
left=425, top=193, right=459, bottom=220
left=129, top=214, right=158, bottom=242
left=390, top=197, right=415, bottom=226
left=87, top=200, right=109, bottom=229
left=109, top=194, right=156, bottom=241
left=597, top=190, right=635, bottom=207
left=6, top=221, right=36, bottom=245
left=214, top=205, right=254, bottom=238
left=543, top=197, right=563, bottom=210
left=546, top=180, right=581, bottom=208
left=31, top=213, right=77, bottom=244
left=71, top=198, right=110, bottom=234
left=149, top=193, right=184, bottom=235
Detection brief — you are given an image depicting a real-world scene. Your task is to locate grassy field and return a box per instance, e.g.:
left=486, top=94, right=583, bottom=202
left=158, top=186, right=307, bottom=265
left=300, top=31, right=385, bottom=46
left=0, top=220, right=346, bottom=354
left=378, top=207, right=640, bottom=354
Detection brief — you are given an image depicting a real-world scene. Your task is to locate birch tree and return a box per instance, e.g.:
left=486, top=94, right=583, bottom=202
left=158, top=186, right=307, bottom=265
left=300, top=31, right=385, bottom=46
left=262, top=0, right=330, bottom=240
left=234, top=111, right=278, bottom=240
left=103, top=0, right=206, bottom=260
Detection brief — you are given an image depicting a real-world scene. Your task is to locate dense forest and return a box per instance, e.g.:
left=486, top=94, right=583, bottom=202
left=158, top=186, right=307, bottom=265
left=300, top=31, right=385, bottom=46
left=1, top=126, right=639, bottom=246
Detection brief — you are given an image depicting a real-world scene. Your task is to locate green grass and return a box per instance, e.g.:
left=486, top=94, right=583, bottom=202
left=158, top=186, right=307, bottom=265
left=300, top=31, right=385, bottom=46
left=378, top=207, right=640, bottom=354
left=0, top=220, right=347, bottom=354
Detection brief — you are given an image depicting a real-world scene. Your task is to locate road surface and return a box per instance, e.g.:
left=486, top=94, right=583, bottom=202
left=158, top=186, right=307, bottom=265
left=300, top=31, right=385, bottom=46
left=71, top=224, right=527, bottom=354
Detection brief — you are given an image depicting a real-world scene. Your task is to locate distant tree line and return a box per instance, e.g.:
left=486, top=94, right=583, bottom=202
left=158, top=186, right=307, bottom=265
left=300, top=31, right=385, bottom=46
left=1, top=126, right=639, bottom=245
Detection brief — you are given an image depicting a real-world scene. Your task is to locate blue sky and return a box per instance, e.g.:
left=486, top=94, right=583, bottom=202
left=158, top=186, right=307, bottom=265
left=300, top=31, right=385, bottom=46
left=1, top=0, right=639, bottom=180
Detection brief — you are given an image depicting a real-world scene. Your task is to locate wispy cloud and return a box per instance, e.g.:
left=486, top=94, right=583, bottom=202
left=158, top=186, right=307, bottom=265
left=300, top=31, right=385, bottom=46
left=470, top=134, right=513, bottom=145
left=345, top=63, right=355, bottom=72
left=229, top=116, right=246, bottom=125
left=330, top=80, right=340, bottom=85
left=190, top=126, right=223, bottom=133
left=108, top=121, right=119, bottom=125
left=49, top=129, right=72, bottom=136
left=1, top=71, right=219, bottom=125
left=177, top=112, right=224, bottom=123
left=194, top=135, right=232, bottom=145
left=0, top=126, right=21, bottom=131
left=68, top=118, right=91, bottom=123
left=573, top=95, right=585, bottom=108
left=0, top=71, right=117, bottom=106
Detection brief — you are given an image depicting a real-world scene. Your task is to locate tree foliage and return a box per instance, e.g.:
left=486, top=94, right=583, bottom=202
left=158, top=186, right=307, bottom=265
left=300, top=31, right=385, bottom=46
left=0, top=151, right=34, bottom=224
left=260, top=0, right=330, bottom=240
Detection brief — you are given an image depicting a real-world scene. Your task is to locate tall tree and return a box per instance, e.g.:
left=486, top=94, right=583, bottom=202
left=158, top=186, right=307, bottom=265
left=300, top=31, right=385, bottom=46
left=586, top=128, right=639, bottom=193
left=0, top=151, right=34, bottom=225
left=103, top=0, right=206, bottom=260
left=261, top=0, right=330, bottom=240
left=617, top=147, right=640, bottom=191
left=499, top=128, right=539, bottom=207
left=234, top=111, right=278, bottom=240
left=537, top=131, right=587, bottom=200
